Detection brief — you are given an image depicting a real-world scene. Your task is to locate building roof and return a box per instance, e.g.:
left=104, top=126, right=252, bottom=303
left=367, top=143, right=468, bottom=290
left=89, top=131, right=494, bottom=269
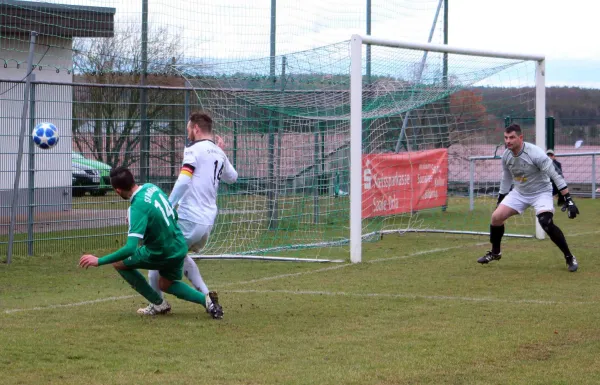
left=1, top=0, right=115, bottom=38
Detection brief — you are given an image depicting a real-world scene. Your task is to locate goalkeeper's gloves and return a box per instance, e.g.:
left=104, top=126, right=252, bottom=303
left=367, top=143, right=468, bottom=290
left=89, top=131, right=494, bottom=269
left=497, top=193, right=507, bottom=207
left=560, top=192, right=579, bottom=219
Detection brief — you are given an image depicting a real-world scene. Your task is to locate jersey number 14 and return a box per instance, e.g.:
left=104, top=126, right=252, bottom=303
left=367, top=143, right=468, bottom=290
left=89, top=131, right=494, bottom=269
left=213, top=160, right=224, bottom=186
left=154, top=194, right=175, bottom=226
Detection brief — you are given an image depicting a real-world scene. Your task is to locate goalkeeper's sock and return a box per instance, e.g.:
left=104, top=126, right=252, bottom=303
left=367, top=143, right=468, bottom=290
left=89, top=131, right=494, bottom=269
left=117, top=269, right=163, bottom=305
left=183, top=255, right=210, bottom=295
left=490, top=224, right=505, bottom=255
left=544, top=223, right=573, bottom=257
left=165, top=281, right=207, bottom=307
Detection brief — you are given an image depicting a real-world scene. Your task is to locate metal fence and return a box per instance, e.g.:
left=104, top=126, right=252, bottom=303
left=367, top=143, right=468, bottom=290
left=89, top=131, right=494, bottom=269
left=468, top=152, right=600, bottom=211
left=1, top=79, right=192, bottom=256
left=3, top=78, right=600, bottom=256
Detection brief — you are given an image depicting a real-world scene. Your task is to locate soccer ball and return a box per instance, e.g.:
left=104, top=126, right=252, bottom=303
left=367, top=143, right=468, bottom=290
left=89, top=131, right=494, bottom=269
left=32, top=122, right=59, bottom=149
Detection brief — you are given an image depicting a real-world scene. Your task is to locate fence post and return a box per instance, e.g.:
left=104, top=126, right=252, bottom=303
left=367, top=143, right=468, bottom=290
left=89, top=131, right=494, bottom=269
left=7, top=30, right=38, bottom=264
left=27, top=76, right=36, bottom=256
left=593, top=154, right=597, bottom=199
left=469, top=159, right=475, bottom=211
left=546, top=116, right=555, bottom=150
left=233, top=121, right=237, bottom=170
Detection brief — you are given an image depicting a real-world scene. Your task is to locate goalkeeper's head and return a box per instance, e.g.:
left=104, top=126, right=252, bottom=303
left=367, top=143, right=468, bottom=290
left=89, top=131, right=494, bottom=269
left=187, top=111, right=213, bottom=141
left=504, top=123, right=523, bottom=153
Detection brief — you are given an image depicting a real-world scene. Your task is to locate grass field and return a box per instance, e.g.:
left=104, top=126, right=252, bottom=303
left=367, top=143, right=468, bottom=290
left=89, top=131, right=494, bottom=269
left=2, top=199, right=600, bottom=384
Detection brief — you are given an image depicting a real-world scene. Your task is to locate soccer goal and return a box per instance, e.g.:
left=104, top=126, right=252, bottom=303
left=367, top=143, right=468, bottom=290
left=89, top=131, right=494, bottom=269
left=176, top=35, right=546, bottom=263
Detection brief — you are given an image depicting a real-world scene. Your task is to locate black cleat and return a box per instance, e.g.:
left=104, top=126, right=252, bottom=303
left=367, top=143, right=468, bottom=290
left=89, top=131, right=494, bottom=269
left=477, top=251, right=501, bottom=264
left=207, top=291, right=224, bottom=319
left=565, top=255, right=578, bottom=272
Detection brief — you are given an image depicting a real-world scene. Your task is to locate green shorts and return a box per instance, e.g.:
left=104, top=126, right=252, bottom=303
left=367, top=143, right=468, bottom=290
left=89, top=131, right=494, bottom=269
left=122, top=246, right=185, bottom=281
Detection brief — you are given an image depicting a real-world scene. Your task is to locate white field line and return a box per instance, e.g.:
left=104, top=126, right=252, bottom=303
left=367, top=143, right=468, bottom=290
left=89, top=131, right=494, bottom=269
left=224, top=289, right=592, bottom=306
left=2, top=231, right=596, bottom=315
left=567, top=229, right=600, bottom=237
left=218, top=243, right=487, bottom=287
left=3, top=244, right=476, bottom=315
left=3, top=295, right=136, bottom=314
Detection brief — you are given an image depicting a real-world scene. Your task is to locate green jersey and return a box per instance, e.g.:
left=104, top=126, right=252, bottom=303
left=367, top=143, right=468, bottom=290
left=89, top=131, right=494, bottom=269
left=128, top=183, right=186, bottom=260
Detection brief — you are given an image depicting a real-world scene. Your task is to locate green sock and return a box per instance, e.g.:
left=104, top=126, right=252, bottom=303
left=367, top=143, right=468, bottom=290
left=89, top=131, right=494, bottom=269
left=117, top=269, right=163, bottom=305
left=165, top=281, right=206, bottom=307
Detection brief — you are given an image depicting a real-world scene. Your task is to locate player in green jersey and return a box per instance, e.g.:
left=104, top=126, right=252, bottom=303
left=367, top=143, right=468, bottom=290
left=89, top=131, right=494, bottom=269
left=79, top=166, right=223, bottom=318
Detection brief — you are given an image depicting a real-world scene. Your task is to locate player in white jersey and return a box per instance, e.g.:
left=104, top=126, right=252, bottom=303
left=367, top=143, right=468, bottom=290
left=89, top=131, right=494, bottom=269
left=140, top=112, right=238, bottom=317
left=477, top=124, right=580, bottom=272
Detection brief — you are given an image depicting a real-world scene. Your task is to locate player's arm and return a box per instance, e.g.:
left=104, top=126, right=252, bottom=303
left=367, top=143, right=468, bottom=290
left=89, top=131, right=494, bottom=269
left=538, top=152, right=579, bottom=218
left=169, top=164, right=194, bottom=207
left=538, top=154, right=568, bottom=194
left=92, top=237, right=140, bottom=266
left=169, top=148, right=197, bottom=206
left=220, top=156, right=238, bottom=184
left=497, top=154, right=512, bottom=205
left=97, top=206, right=148, bottom=265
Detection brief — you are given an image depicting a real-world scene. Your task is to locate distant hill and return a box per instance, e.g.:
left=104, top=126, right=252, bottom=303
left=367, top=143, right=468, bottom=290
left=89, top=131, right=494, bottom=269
left=479, top=86, right=600, bottom=126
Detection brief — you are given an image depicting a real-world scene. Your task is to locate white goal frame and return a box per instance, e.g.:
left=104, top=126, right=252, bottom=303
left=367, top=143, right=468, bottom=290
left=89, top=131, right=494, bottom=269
left=349, top=34, right=546, bottom=263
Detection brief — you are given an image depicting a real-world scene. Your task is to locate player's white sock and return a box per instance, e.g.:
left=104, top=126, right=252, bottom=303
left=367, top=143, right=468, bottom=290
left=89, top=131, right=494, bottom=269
left=147, top=270, right=164, bottom=300
left=183, top=255, right=209, bottom=295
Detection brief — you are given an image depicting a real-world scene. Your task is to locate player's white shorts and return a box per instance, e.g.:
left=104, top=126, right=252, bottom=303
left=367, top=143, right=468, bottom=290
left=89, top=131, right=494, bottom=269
left=178, top=219, right=213, bottom=253
left=501, top=189, right=554, bottom=215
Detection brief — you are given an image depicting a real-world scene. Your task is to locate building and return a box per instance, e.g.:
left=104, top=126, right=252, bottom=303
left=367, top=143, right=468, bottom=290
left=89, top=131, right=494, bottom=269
left=0, top=0, right=115, bottom=217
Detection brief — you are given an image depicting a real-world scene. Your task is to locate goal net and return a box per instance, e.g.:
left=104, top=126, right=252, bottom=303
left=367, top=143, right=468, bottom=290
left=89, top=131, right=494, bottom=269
left=175, top=36, right=545, bottom=262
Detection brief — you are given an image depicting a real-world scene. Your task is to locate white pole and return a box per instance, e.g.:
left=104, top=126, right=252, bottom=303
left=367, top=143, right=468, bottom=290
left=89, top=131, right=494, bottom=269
left=350, top=35, right=363, bottom=263
left=535, top=59, right=546, bottom=240
left=358, top=35, right=544, bottom=61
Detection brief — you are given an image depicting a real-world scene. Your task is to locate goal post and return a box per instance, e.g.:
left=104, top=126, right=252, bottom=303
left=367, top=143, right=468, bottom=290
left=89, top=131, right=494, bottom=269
left=174, top=35, right=546, bottom=264
left=350, top=35, right=546, bottom=263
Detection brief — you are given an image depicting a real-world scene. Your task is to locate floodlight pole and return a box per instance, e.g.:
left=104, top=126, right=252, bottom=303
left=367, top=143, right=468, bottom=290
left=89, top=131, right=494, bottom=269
left=366, top=0, right=371, bottom=84
left=7, top=31, right=38, bottom=264
left=139, top=0, right=149, bottom=182
left=270, top=0, right=276, bottom=79
left=394, top=0, right=444, bottom=153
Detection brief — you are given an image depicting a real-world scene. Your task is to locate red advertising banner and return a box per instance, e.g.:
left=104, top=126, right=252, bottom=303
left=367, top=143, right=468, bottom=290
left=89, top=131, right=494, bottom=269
left=362, top=148, right=448, bottom=218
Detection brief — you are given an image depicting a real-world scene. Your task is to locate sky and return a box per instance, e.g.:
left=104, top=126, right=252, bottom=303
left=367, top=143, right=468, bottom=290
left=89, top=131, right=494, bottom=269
left=9, top=0, right=600, bottom=88
left=448, top=0, right=600, bottom=88
left=144, top=0, right=600, bottom=88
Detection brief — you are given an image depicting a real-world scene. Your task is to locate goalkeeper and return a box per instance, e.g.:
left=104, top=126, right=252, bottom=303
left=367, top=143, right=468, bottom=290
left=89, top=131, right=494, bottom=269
left=477, top=124, right=579, bottom=272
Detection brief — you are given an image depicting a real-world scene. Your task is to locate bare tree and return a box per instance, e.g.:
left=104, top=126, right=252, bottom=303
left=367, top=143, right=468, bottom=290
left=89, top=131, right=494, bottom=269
left=72, top=23, right=184, bottom=169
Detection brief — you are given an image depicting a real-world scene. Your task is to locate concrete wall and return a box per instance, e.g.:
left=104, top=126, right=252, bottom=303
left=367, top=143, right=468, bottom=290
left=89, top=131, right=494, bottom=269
left=0, top=36, right=73, bottom=214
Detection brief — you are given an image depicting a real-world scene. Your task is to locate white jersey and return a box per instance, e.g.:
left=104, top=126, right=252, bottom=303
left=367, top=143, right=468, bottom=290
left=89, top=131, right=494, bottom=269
left=177, top=139, right=238, bottom=225
left=499, top=142, right=567, bottom=197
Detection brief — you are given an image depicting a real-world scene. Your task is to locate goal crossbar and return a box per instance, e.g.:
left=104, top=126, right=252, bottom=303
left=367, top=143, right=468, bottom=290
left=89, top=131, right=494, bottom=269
left=357, top=35, right=545, bottom=62
left=349, top=35, right=547, bottom=263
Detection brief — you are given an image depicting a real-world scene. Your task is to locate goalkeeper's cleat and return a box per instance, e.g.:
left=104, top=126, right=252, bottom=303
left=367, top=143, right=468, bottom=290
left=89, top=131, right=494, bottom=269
left=565, top=255, right=578, bottom=272
left=137, top=300, right=171, bottom=315
left=477, top=251, right=501, bottom=264
left=207, top=291, right=223, bottom=319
